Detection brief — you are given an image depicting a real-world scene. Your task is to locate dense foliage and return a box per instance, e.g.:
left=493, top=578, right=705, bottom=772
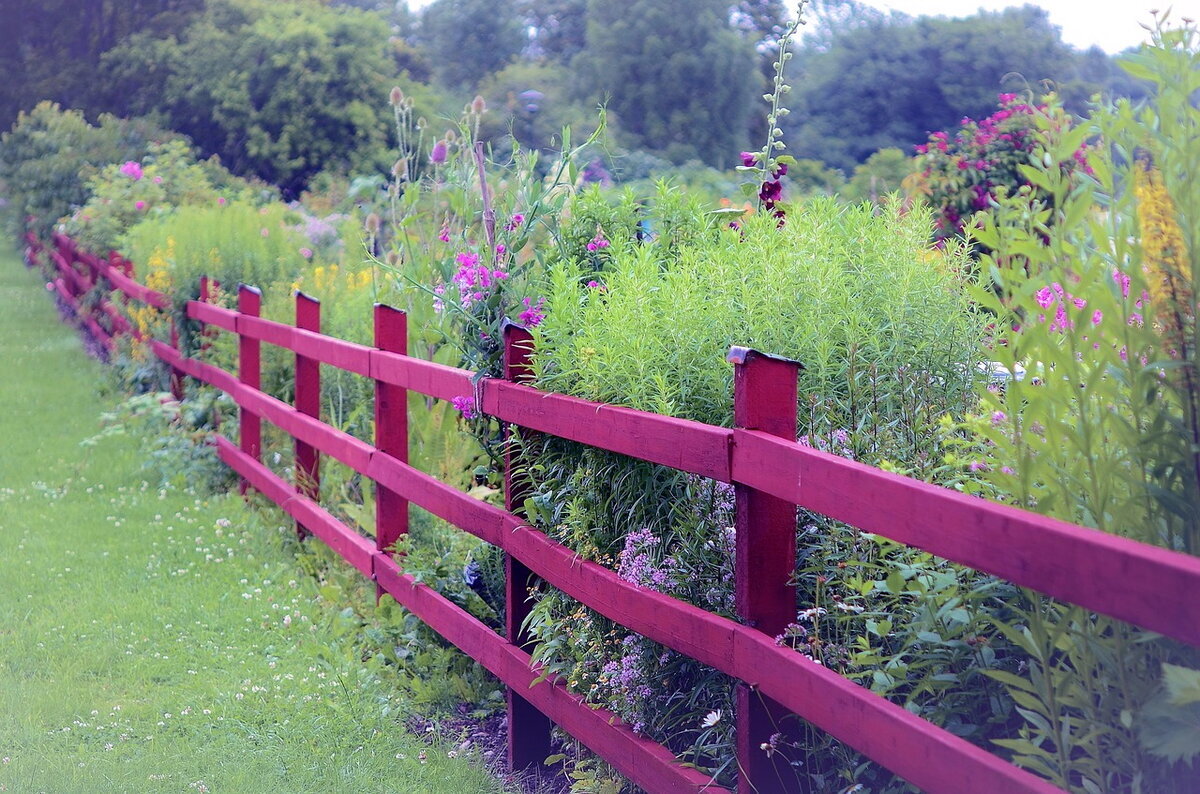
left=5, top=4, right=1200, bottom=794
left=101, top=0, right=397, bottom=195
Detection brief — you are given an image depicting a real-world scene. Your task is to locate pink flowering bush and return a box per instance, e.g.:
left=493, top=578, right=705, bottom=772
left=62, top=140, right=246, bottom=255
left=914, top=93, right=1093, bottom=247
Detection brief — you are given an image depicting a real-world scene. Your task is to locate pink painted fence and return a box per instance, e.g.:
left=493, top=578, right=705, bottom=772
left=28, top=232, right=1200, bottom=794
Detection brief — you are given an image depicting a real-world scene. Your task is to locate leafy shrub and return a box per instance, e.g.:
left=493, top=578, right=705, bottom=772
left=62, top=140, right=252, bottom=255
left=913, top=92, right=1092, bottom=246
left=0, top=101, right=179, bottom=238
left=522, top=199, right=985, bottom=785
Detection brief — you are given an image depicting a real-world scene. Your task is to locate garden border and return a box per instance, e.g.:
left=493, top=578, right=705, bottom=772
left=31, top=232, right=1200, bottom=794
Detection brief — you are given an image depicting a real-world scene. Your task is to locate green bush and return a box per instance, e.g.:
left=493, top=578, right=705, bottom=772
left=0, top=101, right=179, bottom=239
left=521, top=198, right=986, bottom=786
left=62, top=140, right=252, bottom=256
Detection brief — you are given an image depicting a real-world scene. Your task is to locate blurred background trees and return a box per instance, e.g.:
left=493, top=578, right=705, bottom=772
left=0, top=0, right=1153, bottom=198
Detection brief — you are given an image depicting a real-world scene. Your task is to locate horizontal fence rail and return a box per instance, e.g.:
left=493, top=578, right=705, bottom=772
left=36, top=233, right=1200, bottom=794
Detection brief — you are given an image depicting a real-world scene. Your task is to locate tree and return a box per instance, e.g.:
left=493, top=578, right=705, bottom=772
left=417, top=0, right=525, bottom=91
left=520, top=0, right=589, bottom=63
left=787, top=6, right=1102, bottom=172
left=572, top=0, right=758, bottom=168
left=101, top=0, right=397, bottom=196
left=0, top=0, right=203, bottom=130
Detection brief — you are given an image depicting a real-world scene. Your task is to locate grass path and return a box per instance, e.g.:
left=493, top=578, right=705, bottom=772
left=0, top=248, right=506, bottom=793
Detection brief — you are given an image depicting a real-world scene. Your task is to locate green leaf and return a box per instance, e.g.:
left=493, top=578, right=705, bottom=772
left=1163, top=663, right=1200, bottom=706
left=1139, top=696, right=1200, bottom=764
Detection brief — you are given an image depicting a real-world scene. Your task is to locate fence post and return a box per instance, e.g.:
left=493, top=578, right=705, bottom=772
left=502, top=321, right=554, bottom=773
left=238, top=285, right=262, bottom=496
left=374, top=304, right=409, bottom=597
left=730, top=346, right=801, bottom=794
left=294, top=291, right=321, bottom=536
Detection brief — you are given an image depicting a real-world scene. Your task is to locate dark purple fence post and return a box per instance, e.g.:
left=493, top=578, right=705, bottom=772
left=238, top=285, right=262, bottom=496
left=374, top=304, right=409, bottom=597
left=295, top=291, right=321, bottom=536
left=730, top=346, right=802, bottom=794
left=502, top=322, right=554, bottom=772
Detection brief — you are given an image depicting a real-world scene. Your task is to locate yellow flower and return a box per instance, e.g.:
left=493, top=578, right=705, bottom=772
left=1136, top=163, right=1192, bottom=357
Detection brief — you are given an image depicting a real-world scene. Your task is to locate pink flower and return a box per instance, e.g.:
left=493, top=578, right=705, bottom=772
left=429, top=140, right=448, bottom=165
left=586, top=280, right=601, bottom=289
left=119, top=161, right=143, bottom=180
left=153, top=175, right=163, bottom=185
left=217, top=197, right=227, bottom=206
left=135, top=200, right=146, bottom=211
left=438, top=225, right=451, bottom=243
left=990, top=411, right=1006, bottom=426
left=968, top=461, right=989, bottom=472
left=1112, top=269, right=1131, bottom=298
left=299, top=248, right=313, bottom=259
left=1035, top=287, right=1055, bottom=309
left=518, top=296, right=545, bottom=327
left=1091, top=309, right=1102, bottom=325
left=451, top=395, right=478, bottom=420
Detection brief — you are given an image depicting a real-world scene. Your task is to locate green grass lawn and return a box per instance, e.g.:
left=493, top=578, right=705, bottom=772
left=0, top=247, right=508, bottom=793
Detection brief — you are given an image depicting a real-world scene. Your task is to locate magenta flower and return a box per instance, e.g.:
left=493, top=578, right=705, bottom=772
left=438, top=224, right=451, bottom=243
left=518, top=296, right=545, bottom=327
left=299, top=247, right=313, bottom=259
left=135, top=200, right=146, bottom=211
left=1091, top=309, right=1103, bottom=325
left=429, top=140, right=448, bottom=165
left=586, top=233, right=610, bottom=252
left=740, top=151, right=757, bottom=168
left=119, top=161, right=143, bottom=181
left=451, top=395, right=478, bottom=420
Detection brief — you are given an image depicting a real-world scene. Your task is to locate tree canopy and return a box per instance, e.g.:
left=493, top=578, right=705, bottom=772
left=571, top=0, right=758, bottom=167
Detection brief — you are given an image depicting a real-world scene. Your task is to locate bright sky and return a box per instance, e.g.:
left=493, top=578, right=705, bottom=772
left=868, top=0, right=1196, bottom=53
left=402, top=0, right=1198, bottom=54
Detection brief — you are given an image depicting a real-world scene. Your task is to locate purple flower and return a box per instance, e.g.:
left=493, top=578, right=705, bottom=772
left=991, top=410, right=1006, bottom=426
left=451, top=395, right=477, bottom=420
left=740, top=151, right=757, bottom=168
left=299, top=247, right=313, bottom=259
left=135, top=200, right=146, bottom=211
left=119, top=161, right=143, bottom=181
left=968, top=461, right=989, bottom=472
left=1035, top=286, right=1055, bottom=309
left=429, top=140, right=448, bottom=165
left=518, top=296, right=545, bottom=327
left=1091, top=309, right=1103, bottom=325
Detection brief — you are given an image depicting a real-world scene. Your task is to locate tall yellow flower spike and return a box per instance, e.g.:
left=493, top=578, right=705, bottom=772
left=1135, top=163, right=1193, bottom=358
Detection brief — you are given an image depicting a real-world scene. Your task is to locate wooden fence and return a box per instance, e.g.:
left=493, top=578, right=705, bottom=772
left=28, top=231, right=1200, bottom=793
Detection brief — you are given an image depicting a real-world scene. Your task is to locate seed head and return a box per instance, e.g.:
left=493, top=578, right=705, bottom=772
left=389, top=86, right=404, bottom=107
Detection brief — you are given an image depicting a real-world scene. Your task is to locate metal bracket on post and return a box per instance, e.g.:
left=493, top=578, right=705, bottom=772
left=294, top=291, right=321, bottom=538
left=502, top=320, right=554, bottom=774
left=374, top=304, right=409, bottom=599
left=729, top=345, right=803, bottom=794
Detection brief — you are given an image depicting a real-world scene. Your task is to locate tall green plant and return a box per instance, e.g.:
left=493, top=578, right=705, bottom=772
left=963, top=16, right=1200, bottom=790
